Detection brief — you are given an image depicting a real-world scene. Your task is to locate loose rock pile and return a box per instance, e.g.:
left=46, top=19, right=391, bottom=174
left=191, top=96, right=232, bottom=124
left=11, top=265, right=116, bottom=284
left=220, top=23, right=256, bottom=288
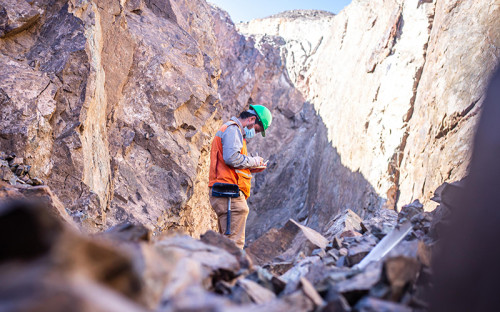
left=0, top=179, right=452, bottom=311
left=0, top=152, right=44, bottom=186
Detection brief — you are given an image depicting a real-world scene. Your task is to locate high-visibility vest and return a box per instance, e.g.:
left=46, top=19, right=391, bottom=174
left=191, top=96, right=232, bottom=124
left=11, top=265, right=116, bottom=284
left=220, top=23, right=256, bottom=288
left=209, top=121, right=252, bottom=199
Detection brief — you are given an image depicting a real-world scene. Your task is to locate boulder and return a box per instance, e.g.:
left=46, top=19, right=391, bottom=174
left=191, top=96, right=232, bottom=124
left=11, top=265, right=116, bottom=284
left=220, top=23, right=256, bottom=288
left=103, top=222, right=152, bottom=243
left=0, top=182, right=77, bottom=229
left=201, top=230, right=252, bottom=271
left=324, top=209, right=364, bottom=240
left=246, top=219, right=328, bottom=266
left=155, top=234, right=242, bottom=287
left=0, top=200, right=150, bottom=309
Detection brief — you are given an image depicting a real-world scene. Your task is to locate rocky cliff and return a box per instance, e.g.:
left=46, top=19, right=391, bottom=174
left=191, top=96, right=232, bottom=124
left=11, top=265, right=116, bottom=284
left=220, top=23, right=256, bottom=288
left=238, top=0, right=500, bottom=214
left=1, top=0, right=222, bottom=236
left=1, top=0, right=500, bottom=311
left=1, top=0, right=499, bottom=241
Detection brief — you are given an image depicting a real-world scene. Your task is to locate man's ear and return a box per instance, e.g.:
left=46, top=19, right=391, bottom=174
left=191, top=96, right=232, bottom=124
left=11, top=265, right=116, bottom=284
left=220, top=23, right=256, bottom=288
left=249, top=116, right=257, bottom=125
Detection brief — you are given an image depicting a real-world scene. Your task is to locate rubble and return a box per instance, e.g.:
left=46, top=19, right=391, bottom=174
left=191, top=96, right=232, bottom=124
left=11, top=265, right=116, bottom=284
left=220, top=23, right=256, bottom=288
left=0, top=152, right=45, bottom=187
left=246, top=219, right=328, bottom=266
left=0, top=178, right=459, bottom=311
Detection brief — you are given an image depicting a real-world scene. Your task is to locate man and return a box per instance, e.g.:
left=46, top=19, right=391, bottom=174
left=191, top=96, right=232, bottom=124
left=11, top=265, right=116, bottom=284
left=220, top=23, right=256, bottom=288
left=208, top=104, right=272, bottom=249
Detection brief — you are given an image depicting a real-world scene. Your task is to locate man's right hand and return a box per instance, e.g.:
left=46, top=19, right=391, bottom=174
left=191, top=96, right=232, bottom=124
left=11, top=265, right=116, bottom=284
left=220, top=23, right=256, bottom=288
left=252, top=156, right=264, bottom=167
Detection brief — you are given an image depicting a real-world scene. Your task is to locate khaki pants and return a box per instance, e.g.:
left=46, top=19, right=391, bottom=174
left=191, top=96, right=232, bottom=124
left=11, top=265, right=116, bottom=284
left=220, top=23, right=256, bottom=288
left=209, top=190, right=249, bottom=249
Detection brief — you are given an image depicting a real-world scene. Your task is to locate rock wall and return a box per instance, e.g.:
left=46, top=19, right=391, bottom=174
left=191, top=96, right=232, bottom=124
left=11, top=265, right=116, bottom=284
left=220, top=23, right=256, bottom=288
left=0, top=0, right=222, bottom=235
left=211, top=7, right=381, bottom=242
left=238, top=0, right=500, bottom=212
left=0, top=0, right=498, bottom=240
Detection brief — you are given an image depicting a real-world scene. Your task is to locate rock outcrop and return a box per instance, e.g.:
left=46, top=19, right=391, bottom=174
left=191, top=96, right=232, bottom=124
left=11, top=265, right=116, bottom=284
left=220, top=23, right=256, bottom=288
left=238, top=1, right=500, bottom=213
left=0, top=0, right=222, bottom=235
left=1, top=0, right=498, bottom=245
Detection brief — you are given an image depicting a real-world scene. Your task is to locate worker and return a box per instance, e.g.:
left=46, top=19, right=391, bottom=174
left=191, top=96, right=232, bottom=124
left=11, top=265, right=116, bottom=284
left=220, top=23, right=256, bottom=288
left=208, top=104, right=272, bottom=249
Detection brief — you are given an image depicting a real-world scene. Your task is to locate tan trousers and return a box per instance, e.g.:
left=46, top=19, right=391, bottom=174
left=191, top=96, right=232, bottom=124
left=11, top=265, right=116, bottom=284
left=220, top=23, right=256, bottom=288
left=209, top=190, right=249, bottom=249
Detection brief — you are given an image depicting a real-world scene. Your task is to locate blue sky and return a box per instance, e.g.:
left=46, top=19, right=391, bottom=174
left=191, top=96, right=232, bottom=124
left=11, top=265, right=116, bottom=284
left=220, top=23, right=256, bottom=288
left=209, top=0, right=352, bottom=23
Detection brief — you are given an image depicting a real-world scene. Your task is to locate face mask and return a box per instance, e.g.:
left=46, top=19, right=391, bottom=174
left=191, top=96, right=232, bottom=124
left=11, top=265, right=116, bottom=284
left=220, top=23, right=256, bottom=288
left=244, top=127, right=255, bottom=139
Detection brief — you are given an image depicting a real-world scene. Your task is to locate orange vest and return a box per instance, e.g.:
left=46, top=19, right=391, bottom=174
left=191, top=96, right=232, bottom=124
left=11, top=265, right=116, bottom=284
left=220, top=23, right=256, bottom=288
left=209, top=121, right=252, bottom=199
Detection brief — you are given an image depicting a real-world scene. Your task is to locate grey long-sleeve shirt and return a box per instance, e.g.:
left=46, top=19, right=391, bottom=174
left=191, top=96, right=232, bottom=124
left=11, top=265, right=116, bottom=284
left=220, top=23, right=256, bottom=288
left=221, top=117, right=260, bottom=169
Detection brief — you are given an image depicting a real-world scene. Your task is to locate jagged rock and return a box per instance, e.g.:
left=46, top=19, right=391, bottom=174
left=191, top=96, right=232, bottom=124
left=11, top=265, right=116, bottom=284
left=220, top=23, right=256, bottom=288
left=0, top=182, right=76, bottom=228
left=263, top=261, right=294, bottom=276
left=0, top=165, right=16, bottom=184
left=383, top=256, right=421, bottom=302
left=331, top=236, right=343, bottom=249
left=354, top=297, right=412, bottom=312
left=324, top=209, right=364, bottom=240
left=320, top=287, right=351, bottom=312
left=417, top=240, right=432, bottom=267
left=8, top=156, right=23, bottom=167
left=200, top=230, right=252, bottom=271
left=155, top=234, right=242, bottom=286
left=334, top=262, right=383, bottom=305
left=246, top=219, right=328, bottom=266
left=0, top=200, right=149, bottom=309
left=235, top=278, right=277, bottom=304
left=397, top=200, right=424, bottom=224
left=245, top=266, right=287, bottom=295
left=103, top=222, right=151, bottom=242
left=299, top=277, right=324, bottom=307
left=347, top=241, right=377, bottom=267
left=361, top=209, right=398, bottom=240
left=30, top=177, right=44, bottom=186
left=0, top=0, right=41, bottom=38
left=340, top=230, right=363, bottom=239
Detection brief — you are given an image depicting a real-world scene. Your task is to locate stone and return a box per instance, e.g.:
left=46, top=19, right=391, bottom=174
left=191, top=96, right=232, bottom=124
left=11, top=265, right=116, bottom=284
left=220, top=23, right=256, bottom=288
left=246, top=219, right=328, bottom=266
left=0, top=0, right=41, bottom=38
left=320, top=287, right=350, bottom=312
left=312, top=248, right=326, bottom=258
left=155, top=234, right=242, bottom=286
left=245, top=267, right=287, bottom=295
left=262, top=261, right=294, bottom=277
left=0, top=182, right=77, bottom=229
left=0, top=200, right=156, bottom=308
left=30, top=177, right=43, bottom=186
left=383, top=256, right=421, bottom=302
left=299, top=277, right=324, bottom=307
left=334, top=262, right=383, bottom=305
left=339, top=248, right=348, bottom=257
left=361, top=208, right=398, bottom=239
left=0, top=166, right=16, bottom=184
left=200, top=230, right=252, bottom=271
left=235, top=278, right=277, bottom=304
left=103, top=222, right=151, bottom=243
left=347, top=245, right=373, bottom=267
left=397, top=200, right=424, bottom=224
left=332, top=236, right=343, bottom=249
left=354, top=297, right=412, bottom=312
left=340, top=230, right=362, bottom=239
left=324, top=209, right=364, bottom=240
left=327, top=249, right=339, bottom=262
left=8, top=157, right=23, bottom=167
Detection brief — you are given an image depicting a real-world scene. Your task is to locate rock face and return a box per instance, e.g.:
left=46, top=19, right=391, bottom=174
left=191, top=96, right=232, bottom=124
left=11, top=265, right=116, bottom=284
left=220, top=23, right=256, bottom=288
left=238, top=1, right=500, bottom=212
left=213, top=7, right=382, bottom=241
left=0, top=0, right=498, bottom=242
left=0, top=0, right=221, bottom=235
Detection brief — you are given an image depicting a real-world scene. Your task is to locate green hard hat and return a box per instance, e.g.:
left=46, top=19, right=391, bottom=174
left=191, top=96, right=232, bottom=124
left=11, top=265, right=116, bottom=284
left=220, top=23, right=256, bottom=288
left=249, top=104, right=272, bottom=137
